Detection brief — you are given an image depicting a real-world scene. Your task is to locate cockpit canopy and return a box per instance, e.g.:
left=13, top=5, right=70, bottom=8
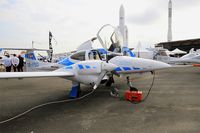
left=60, top=25, right=124, bottom=64
left=97, top=24, right=123, bottom=53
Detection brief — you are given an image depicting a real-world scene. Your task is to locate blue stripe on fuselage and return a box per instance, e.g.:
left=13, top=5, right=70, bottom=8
left=123, top=67, right=131, bottom=71
left=115, top=67, right=122, bottom=72
left=133, top=67, right=141, bottom=70
left=58, top=58, right=75, bottom=66
left=85, top=65, right=90, bottom=69
left=78, top=64, right=84, bottom=69
left=115, top=66, right=142, bottom=72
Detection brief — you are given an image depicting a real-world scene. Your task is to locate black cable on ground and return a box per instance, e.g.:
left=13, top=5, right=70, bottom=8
left=0, top=72, right=156, bottom=124
left=118, top=72, right=156, bottom=104
left=0, top=89, right=95, bottom=124
left=131, top=71, right=156, bottom=104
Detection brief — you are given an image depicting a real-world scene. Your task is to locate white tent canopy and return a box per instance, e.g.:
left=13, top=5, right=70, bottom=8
left=171, top=48, right=187, bottom=54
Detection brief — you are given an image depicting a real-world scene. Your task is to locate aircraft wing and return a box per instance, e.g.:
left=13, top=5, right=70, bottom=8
left=0, top=72, right=74, bottom=79
left=1, top=48, right=49, bottom=51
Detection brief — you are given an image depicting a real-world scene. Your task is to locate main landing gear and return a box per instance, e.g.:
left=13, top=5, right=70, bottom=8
left=69, top=82, right=80, bottom=98
left=126, top=76, right=138, bottom=91
left=124, top=76, right=143, bottom=103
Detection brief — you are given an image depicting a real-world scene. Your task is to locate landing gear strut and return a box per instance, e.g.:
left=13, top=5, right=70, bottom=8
left=69, top=82, right=81, bottom=98
left=126, top=76, right=138, bottom=91
left=107, top=76, right=119, bottom=97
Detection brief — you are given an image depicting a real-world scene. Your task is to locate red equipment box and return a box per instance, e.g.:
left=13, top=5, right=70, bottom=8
left=125, top=90, right=143, bottom=102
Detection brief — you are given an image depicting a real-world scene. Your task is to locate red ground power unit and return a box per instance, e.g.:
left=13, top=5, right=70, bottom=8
left=125, top=90, right=143, bottom=102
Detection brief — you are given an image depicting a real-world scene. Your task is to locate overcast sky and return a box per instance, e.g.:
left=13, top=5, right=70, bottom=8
left=0, top=0, right=200, bottom=53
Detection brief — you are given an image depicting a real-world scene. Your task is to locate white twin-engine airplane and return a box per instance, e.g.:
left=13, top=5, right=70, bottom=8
left=0, top=25, right=171, bottom=98
left=0, top=49, right=170, bottom=97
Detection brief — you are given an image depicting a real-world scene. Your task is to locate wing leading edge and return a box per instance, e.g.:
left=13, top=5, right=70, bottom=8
left=0, top=72, right=74, bottom=79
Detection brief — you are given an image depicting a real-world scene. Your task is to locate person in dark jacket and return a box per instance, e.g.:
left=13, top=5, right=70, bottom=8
left=17, top=55, right=24, bottom=72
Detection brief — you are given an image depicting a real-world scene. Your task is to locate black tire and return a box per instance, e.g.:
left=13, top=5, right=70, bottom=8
left=106, top=77, right=114, bottom=86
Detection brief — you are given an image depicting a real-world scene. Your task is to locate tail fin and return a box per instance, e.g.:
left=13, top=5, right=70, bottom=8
left=25, top=50, right=40, bottom=71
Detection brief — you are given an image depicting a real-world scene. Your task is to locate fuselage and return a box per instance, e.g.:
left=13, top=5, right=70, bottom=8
left=57, top=49, right=170, bottom=85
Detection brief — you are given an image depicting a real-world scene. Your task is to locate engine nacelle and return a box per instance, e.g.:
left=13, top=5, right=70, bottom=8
left=73, top=60, right=117, bottom=85
left=109, top=56, right=171, bottom=73
left=75, top=60, right=102, bottom=75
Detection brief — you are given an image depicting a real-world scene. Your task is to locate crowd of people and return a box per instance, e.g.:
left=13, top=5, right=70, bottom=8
left=0, top=53, right=24, bottom=72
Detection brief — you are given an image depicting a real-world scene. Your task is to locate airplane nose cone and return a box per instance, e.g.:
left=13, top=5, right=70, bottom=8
left=153, top=60, right=171, bottom=70
left=102, top=62, right=118, bottom=72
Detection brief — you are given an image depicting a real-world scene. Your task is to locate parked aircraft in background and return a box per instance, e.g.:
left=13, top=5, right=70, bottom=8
left=0, top=31, right=63, bottom=71
left=154, top=48, right=200, bottom=64
left=0, top=47, right=61, bottom=71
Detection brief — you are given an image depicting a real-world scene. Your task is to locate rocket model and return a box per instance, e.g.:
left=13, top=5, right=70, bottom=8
left=167, top=0, right=172, bottom=42
left=118, top=5, right=128, bottom=48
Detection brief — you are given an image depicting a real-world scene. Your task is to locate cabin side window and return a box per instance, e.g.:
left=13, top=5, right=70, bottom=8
left=88, top=51, right=101, bottom=60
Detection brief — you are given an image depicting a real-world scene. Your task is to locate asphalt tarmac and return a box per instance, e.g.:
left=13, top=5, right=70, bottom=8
left=0, top=66, right=200, bottom=133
